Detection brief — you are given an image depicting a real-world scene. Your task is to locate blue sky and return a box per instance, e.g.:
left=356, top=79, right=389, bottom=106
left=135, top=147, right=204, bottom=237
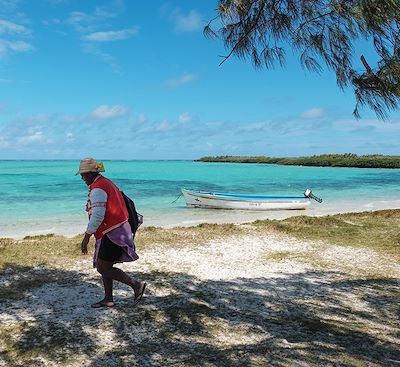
left=0, top=0, right=399, bottom=160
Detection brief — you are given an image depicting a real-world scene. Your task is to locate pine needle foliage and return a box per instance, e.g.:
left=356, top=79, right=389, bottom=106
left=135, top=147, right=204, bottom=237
left=204, top=0, right=400, bottom=119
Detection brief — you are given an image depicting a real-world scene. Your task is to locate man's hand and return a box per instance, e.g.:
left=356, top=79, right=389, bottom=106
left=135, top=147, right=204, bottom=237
left=81, top=232, right=91, bottom=255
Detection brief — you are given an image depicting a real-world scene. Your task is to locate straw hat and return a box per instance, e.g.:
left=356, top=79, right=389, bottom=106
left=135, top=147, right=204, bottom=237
left=75, top=158, right=105, bottom=175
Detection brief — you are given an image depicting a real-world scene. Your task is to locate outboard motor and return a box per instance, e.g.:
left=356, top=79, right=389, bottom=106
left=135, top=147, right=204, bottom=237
left=304, top=189, right=323, bottom=203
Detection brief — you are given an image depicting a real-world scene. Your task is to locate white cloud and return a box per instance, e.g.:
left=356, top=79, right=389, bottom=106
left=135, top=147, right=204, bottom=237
left=333, top=118, right=400, bottom=133
left=67, top=11, right=95, bottom=33
left=94, top=1, right=126, bottom=18
left=301, top=108, right=325, bottom=119
left=173, top=10, right=202, bottom=32
left=18, top=131, right=46, bottom=145
left=90, top=104, right=128, bottom=120
left=67, top=3, right=127, bottom=34
left=6, top=40, right=31, bottom=52
left=82, top=42, right=119, bottom=71
left=165, top=72, right=197, bottom=89
left=178, top=112, right=192, bottom=124
left=237, top=122, right=266, bottom=132
left=137, top=113, right=146, bottom=123
left=156, top=120, right=175, bottom=132
left=68, top=11, right=86, bottom=23
left=68, top=10, right=117, bottom=33
left=0, top=136, right=8, bottom=148
left=66, top=132, right=74, bottom=142
left=0, top=18, right=32, bottom=59
left=42, top=18, right=61, bottom=26
left=0, top=20, right=31, bottom=35
left=0, top=39, right=33, bottom=58
left=83, top=27, right=138, bottom=42
left=61, top=115, right=76, bottom=123
left=67, top=7, right=138, bottom=70
left=0, top=1, right=20, bottom=13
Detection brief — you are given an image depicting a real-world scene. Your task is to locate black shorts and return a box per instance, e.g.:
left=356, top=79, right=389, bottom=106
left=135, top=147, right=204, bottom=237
left=98, top=235, right=124, bottom=262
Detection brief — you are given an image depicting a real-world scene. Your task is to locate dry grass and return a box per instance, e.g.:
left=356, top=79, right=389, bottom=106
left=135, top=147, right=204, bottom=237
left=137, top=222, right=244, bottom=248
left=0, top=234, right=83, bottom=270
left=2, top=209, right=399, bottom=271
left=253, top=209, right=400, bottom=260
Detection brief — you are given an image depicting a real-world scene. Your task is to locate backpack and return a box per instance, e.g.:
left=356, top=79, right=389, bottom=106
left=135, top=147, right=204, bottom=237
left=120, top=191, right=143, bottom=238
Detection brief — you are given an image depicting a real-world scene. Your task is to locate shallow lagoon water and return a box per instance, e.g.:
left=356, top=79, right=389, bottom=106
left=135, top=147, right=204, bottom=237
left=1, top=160, right=399, bottom=238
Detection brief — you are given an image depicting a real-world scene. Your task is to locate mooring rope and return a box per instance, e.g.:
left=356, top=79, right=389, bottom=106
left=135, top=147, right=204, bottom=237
left=171, top=192, right=183, bottom=204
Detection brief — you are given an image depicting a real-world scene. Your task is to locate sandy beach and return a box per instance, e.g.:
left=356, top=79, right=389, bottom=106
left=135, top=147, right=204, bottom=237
left=3, top=196, right=400, bottom=240
left=1, top=210, right=399, bottom=367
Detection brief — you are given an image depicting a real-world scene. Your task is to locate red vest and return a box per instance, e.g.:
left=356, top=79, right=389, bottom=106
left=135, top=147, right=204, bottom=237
left=88, top=176, right=128, bottom=239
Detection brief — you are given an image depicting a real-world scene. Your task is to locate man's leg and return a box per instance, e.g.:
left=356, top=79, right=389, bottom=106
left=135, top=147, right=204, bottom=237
left=97, top=258, right=145, bottom=302
left=95, top=259, right=115, bottom=305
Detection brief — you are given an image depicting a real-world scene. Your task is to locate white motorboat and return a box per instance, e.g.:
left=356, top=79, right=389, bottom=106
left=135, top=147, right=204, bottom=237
left=181, top=188, right=321, bottom=210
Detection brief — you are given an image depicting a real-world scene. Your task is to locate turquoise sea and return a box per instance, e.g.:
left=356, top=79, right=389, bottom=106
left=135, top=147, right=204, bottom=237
left=1, top=160, right=400, bottom=238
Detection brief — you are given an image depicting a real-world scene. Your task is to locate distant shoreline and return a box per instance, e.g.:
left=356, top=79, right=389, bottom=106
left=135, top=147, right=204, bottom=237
left=196, top=154, right=400, bottom=169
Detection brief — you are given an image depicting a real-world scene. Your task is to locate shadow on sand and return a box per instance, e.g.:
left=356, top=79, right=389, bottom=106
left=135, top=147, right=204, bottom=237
left=1, top=264, right=399, bottom=366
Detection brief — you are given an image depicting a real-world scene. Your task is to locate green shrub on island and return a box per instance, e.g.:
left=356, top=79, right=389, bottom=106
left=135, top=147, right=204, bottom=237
left=196, top=154, right=400, bottom=168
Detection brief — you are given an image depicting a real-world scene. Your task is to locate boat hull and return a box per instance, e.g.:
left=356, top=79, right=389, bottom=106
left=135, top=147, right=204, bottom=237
left=182, top=189, right=311, bottom=210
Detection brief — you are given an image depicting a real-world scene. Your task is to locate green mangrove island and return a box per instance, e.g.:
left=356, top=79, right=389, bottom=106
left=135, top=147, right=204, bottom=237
left=196, top=154, right=400, bottom=168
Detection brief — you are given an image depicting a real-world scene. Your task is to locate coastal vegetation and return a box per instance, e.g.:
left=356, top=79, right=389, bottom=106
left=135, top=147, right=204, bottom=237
left=196, top=153, right=400, bottom=168
left=206, top=1, right=400, bottom=119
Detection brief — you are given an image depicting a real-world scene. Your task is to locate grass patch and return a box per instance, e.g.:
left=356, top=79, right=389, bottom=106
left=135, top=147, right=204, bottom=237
left=264, top=250, right=335, bottom=270
left=265, top=251, right=296, bottom=262
left=23, top=233, right=56, bottom=240
left=136, top=222, right=244, bottom=250
left=253, top=209, right=400, bottom=259
left=0, top=234, right=83, bottom=270
left=0, top=209, right=399, bottom=270
left=0, top=223, right=244, bottom=270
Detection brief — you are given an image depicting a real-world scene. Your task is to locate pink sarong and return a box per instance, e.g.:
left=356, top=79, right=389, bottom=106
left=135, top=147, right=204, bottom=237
left=93, top=221, right=139, bottom=268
